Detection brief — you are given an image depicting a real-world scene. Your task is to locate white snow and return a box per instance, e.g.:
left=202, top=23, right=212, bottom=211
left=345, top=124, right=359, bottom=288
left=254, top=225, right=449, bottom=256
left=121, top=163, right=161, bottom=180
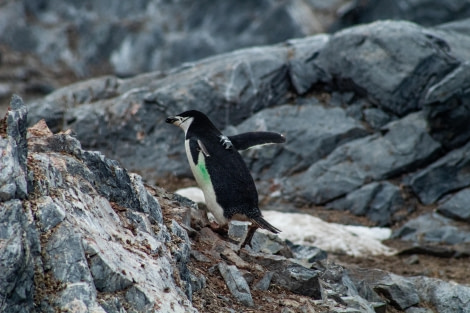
left=263, top=211, right=396, bottom=257
left=176, top=186, right=396, bottom=257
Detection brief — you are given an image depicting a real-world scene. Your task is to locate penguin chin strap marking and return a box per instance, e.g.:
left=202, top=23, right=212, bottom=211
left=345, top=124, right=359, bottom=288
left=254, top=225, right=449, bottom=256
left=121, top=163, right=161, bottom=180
left=219, top=135, right=233, bottom=149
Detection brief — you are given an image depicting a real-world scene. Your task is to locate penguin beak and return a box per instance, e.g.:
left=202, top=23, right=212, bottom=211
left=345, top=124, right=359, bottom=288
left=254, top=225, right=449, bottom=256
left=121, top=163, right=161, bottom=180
left=166, top=116, right=179, bottom=124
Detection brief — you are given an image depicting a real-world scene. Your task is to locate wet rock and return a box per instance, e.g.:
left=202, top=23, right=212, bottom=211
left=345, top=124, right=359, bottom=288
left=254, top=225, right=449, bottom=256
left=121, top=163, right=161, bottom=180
left=437, top=188, right=470, bottom=222
left=218, top=262, right=254, bottom=307
left=407, top=140, right=470, bottom=204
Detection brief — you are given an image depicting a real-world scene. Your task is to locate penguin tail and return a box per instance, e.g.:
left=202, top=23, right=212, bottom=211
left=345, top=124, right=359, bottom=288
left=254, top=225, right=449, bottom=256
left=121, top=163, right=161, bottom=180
left=251, top=216, right=281, bottom=234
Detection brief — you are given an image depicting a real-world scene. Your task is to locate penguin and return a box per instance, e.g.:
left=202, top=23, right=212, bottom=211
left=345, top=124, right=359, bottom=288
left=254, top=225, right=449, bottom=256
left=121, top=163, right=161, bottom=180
left=166, top=110, right=285, bottom=234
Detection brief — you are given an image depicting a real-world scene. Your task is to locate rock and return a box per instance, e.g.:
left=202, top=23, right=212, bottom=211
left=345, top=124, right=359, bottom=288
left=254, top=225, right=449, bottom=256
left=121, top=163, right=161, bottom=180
left=437, top=188, right=470, bottom=222
left=217, top=262, right=254, bottom=307
left=228, top=221, right=250, bottom=245
left=240, top=250, right=322, bottom=299
left=230, top=103, right=368, bottom=179
left=423, top=60, right=470, bottom=149
left=299, top=20, right=460, bottom=116
left=0, top=109, right=198, bottom=312
left=393, top=212, right=470, bottom=245
left=248, top=230, right=286, bottom=255
left=287, top=241, right=328, bottom=263
left=409, top=276, right=470, bottom=313
left=334, top=0, right=470, bottom=29
left=373, top=273, right=420, bottom=310
left=327, top=181, right=404, bottom=226
left=0, top=95, right=28, bottom=201
left=0, top=1, right=346, bottom=77
left=287, top=112, right=441, bottom=205
left=253, top=272, right=274, bottom=291
left=407, top=140, right=470, bottom=205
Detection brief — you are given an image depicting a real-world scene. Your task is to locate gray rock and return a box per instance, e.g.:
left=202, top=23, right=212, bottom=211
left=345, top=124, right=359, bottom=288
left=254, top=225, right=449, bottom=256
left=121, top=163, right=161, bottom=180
left=410, top=276, right=470, bottom=313
left=288, top=112, right=441, bottom=205
left=373, top=273, right=420, bottom=310
left=0, top=0, right=344, bottom=78
left=228, top=221, right=250, bottom=245
left=393, top=212, right=470, bottom=245
left=36, top=196, right=66, bottom=232
left=217, top=262, right=254, bottom=307
left=2, top=118, right=198, bottom=312
left=407, top=140, right=470, bottom=204
left=327, top=182, right=404, bottom=226
left=0, top=95, right=28, bottom=201
left=437, top=188, right=470, bottom=222
left=0, top=200, right=38, bottom=313
left=230, top=103, right=368, bottom=179
left=302, top=20, right=460, bottom=116
left=253, top=272, right=274, bottom=291
left=423, top=60, right=470, bottom=149
left=334, top=0, right=470, bottom=29
left=240, top=251, right=322, bottom=299
left=286, top=241, right=328, bottom=263
left=249, top=230, right=285, bottom=255
left=405, top=307, right=434, bottom=313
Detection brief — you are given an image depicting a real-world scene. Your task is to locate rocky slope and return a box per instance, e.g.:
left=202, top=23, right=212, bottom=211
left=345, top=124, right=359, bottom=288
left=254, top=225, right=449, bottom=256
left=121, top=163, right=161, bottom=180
left=1, top=1, right=470, bottom=312
left=2, top=95, right=470, bottom=313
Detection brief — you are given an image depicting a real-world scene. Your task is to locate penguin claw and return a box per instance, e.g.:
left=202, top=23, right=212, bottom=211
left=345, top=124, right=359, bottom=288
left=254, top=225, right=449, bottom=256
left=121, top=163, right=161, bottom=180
left=219, top=135, right=233, bottom=149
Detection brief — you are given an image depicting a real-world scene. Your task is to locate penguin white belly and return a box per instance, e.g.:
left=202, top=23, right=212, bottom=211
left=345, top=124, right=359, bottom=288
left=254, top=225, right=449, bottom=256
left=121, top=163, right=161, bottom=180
left=184, top=140, right=227, bottom=225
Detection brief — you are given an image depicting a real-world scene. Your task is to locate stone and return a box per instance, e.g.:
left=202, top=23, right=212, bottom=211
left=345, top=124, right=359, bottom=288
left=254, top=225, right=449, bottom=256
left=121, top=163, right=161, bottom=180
left=423, top=59, right=470, bottom=149
left=228, top=221, right=250, bottom=245
left=286, top=241, right=328, bottom=263
left=437, top=188, right=470, bottom=222
left=393, top=212, right=470, bottom=245
left=288, top=112, right=440, bottom=205
left=217, top=262, right=254, bottom=307
left=407, top=140, right=470, bottom=205
left=303, top=20, right=459, bottom=116
left=373, top=273, right=420, bottom=310
left=240, top=250, right=322, bottom=299
left=410, top=276, right=470, bottom=313
left=249, top=230, right=285, bottom=255
left=36, top=196, right=66, bottom=232
left=0, top=95, right=28, bottom=201
left=327, top=182, right=404, bottom=226
left=253, top=272, right=274, bottom=291
left=231, top=103, right=368, bottom=179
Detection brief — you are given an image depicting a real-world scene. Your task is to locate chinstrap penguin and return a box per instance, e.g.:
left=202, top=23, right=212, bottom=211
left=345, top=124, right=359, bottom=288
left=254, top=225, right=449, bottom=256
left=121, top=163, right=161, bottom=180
left=166, top=110, right=285, bottom=234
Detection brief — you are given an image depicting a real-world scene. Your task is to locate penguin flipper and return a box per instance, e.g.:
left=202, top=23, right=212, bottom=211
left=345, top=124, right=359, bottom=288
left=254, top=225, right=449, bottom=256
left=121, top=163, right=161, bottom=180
left=228, top=132, right=286, bottom=151
left=251, top=216, right=281, bottom=234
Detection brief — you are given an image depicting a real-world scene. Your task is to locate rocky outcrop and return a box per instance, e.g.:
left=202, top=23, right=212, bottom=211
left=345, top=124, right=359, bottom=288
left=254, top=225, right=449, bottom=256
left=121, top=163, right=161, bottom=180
left=26, top=19, right=470, bottom=235
left=3, top=94, right=470, bottom=311
left=1, top=96, right=197, bottom=313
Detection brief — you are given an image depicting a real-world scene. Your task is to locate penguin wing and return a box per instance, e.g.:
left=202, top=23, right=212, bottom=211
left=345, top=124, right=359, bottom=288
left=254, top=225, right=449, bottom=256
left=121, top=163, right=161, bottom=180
left=228, top=132, right=286, bottom=151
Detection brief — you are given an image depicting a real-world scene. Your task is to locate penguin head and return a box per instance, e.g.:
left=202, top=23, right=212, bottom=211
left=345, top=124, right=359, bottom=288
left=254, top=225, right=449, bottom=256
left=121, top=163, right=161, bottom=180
left=166, top=110, right=218, bottom=134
